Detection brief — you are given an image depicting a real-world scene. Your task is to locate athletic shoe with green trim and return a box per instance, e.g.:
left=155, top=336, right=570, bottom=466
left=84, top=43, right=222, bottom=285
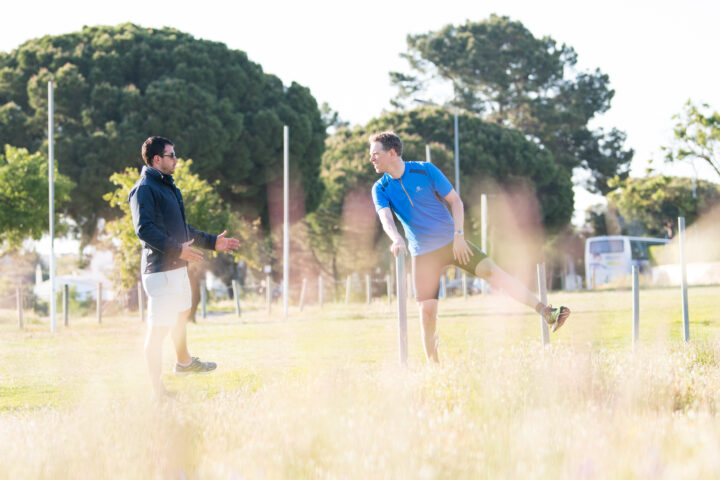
left=174, top=357, right=217, bottom=376
left=542, top=305, right=570, bottom=332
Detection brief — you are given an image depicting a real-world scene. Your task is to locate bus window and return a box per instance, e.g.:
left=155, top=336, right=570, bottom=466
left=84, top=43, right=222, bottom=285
left=589, top=239, right=624, bottom=255
left=630, top=240, right=648, bottom=260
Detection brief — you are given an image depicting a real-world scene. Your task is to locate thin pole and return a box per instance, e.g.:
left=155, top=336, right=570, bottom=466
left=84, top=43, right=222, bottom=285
left=96, top=282, right=102, bottom=324
left=537, top=264, right=550, bottom=346
left=386, top=274, right=392, bottom=304
left=200, top=280, right=206, bottom=319
left=48, top=81, right=56, bottom=333
left=318, top=275, right=323, bottom=307
left=632, top=265, right=639, bottom=351
left=266, top=273, right=272, bottom=315
left=345, top=275, right=352, bottom=304
left=299, top=278, right=307, bottom=311
left=396, top=253, right=408, bottom=365
left=283, top=125, right=289, bottom=318
left=232, top=279, right=242, bottom=318
left=17, top=285, right=23, bottom=329
left=462, top=272, right=467, bottom=300
left=425, top=144, right=432, bottom=164
left=453, top=107, right=460, bottom=195
left=439, top=275, right=446, bottom=299
left=365, top=274, right=371, bottom=304
left=63, top=284, right=69, bottom=327
left=481, top=194, right=489, bottom=295
left=407, top=272, right=413, bottom=300
left=679, top=217, right=690, bottom=341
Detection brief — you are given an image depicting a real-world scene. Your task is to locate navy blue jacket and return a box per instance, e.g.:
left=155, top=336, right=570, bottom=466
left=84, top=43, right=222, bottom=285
left=129, top=166, right=217, bottom=274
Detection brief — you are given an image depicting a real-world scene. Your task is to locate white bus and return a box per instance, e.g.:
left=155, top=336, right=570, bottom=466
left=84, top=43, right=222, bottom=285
left=585, top=235, right=669, bottom=289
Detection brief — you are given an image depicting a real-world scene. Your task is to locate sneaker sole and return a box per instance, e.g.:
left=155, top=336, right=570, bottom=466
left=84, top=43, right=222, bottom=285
left=551, top=307, right=570, bottom=332
left=174, top=368, right=217, bottom=377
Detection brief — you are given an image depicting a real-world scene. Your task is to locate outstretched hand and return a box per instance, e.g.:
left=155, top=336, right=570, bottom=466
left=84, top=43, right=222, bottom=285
left=179, top=239, right=204, bottom=263
left=215, top=230, right=241, bottom=252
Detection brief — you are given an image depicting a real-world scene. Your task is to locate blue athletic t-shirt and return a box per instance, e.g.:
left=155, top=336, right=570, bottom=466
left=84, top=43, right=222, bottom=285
left=372, top=161, right=455, bottom=256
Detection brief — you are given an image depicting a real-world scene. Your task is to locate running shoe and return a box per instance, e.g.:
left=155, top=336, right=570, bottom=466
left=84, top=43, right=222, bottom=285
left=174, top=357, right=217, bottom=376
left=542, top=305, right=571, bottom=332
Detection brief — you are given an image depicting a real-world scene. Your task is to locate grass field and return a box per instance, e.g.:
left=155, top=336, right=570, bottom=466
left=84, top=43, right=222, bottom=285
left=1, top=286, right=720, bottom=478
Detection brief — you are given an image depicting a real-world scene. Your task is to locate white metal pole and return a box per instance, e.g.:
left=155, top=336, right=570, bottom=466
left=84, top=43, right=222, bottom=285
left=299, top=278, right=307, bottom=311
left=318, top=275, right=323, bottom=308
left=679, top=217, right=689, bottom=341
left=537, top=264, right=550, bottom=346
left=632, top=265, right=639, bottom=351
left=283, top=125, right=289, bottom=318
left=481, top=193, right=488, bottom=295
left=365, top=274, right=371, bottom=304
left=48, top=81, right=56, bottom=333
left=425, top=144, right=432, bottom=164
left=453, top=107, right=460, bottom=195
left=396, top=253, right=408, bottom=365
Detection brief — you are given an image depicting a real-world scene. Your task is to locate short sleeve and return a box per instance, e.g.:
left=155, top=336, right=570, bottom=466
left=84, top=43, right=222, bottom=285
left=426, top=163, right=454, bottom=197
left=372, top=179, right=390, bottom=212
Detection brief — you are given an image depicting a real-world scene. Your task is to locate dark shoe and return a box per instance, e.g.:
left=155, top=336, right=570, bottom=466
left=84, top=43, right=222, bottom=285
left=542, top=305, right=571, bottom=332
left=174, top=357, right=217, bottom=376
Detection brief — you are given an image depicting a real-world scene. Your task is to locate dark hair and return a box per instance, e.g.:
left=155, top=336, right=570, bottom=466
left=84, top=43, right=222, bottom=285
left=141, top=136, right=173, bottom=167
left=369, top=131, right=402, bottom=157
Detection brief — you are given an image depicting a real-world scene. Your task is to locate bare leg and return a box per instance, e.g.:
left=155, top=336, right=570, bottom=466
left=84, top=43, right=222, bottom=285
left=418, top=299, right=440, bottom=363
left=475, top=258, right=541, bottom=310
left=144, top=325, right=171, bottom=396
left=170, top=309, right=192, bottom=365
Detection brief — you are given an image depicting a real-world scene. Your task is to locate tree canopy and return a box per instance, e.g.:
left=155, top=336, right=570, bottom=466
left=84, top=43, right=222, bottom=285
left=0, top=23, right=326, bottom=244
left=0, top=145, right=73, bottom=249
left=608, top=175, right=720, bottom=238
left=390, top=14, right=633, bottom=194
left=664, top=100, right=720, bottom=178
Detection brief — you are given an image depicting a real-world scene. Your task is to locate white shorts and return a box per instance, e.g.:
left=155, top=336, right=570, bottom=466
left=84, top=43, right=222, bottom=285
left=142, top=267, right=191, bottom=327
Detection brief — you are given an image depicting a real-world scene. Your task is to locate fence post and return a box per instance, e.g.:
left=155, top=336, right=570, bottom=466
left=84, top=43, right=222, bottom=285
left=299, top=278, right=307, bottom=311
left=537, top=264, right=550, bottom=346
left=318, top=276, right=323, bottom=308
left=386, top=274, right=392, bottom=304
left=232, top=279, right=242, bottom=318
left=632, top=265, right=639, bottom=351
left=17, top=285, right=23, bottom=329
left=63, top=283, right=69, bottom=327
left=679, top=216, right=690, bottom=341
left=396, top=253, right=408, bottom=365
left=345, top=275, right=352, bottom=304
left=200, top=280, right=206, bottom=319
left=462, top=272, right=467, bottom=300
left=439, top=275, right=446, bottom=299
left=96, top=282, right=102, bottom=324
left=365, top=274, right=371, bottom=304
left=138, top=281, right=145, bottom=322
left=266, top=273, right=272, bottom=315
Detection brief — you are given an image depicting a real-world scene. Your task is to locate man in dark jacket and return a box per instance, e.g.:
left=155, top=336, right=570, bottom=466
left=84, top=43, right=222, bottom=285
left=130, top=136, right=240, bottom=399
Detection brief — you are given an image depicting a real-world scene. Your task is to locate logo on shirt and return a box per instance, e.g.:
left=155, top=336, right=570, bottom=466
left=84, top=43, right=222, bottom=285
left=416, top=186, right=422, bottom=192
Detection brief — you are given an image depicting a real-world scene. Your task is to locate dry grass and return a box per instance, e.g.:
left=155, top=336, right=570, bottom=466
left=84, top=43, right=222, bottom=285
left=1, top=286, right=719, bottom=479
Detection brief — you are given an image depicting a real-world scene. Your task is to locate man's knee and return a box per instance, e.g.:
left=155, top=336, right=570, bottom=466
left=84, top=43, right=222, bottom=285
left=474, top=257, right=496, bottom=279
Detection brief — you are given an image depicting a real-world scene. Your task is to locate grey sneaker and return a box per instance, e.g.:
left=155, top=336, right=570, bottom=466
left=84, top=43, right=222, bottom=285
left=174, top=357, right=217, bottom=376
left=542, top=305, right=571, bottom=332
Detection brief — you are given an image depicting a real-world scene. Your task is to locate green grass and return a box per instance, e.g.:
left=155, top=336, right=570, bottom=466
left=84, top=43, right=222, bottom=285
left=1, top=286, right=720, bottom=478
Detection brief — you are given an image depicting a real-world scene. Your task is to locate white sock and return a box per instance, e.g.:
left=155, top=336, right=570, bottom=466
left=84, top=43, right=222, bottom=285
left=177, top=359, right=192, bottom=367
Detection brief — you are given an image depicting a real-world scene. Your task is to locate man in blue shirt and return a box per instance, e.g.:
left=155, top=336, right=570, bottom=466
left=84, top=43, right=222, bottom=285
left=370, top=131, right=569, bottom=362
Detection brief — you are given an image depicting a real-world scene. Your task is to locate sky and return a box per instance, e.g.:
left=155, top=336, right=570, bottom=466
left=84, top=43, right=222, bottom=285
left=3, top=0, right=720, bottom=227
